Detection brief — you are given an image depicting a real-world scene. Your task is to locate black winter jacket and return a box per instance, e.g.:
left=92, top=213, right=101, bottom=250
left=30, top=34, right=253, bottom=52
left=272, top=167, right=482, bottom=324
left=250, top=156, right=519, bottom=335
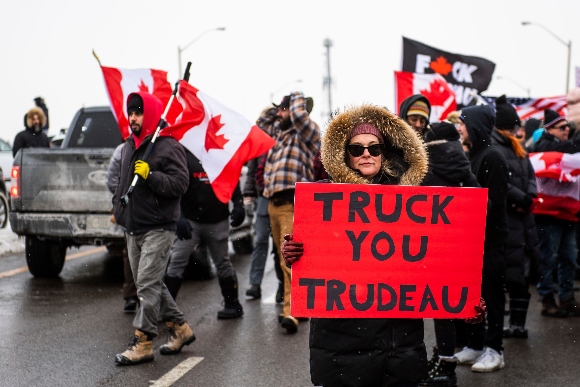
left=462, top=105, right=509, bottom=248
left=423, top=136, right=479, bottom=188
left=113, top=135, right=188, bottom=234
left=181, top=150, right=243, bottom=223
left=530, top=130, right=580, bottom=154
left=491, top=130, right=541, bottom=282
left=12, top=126, right=50, bottom=157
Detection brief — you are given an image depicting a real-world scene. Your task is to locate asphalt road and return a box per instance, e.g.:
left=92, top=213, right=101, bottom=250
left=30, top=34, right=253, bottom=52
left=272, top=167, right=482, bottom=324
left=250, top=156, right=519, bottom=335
left=0, top=245, right=579, bottom=386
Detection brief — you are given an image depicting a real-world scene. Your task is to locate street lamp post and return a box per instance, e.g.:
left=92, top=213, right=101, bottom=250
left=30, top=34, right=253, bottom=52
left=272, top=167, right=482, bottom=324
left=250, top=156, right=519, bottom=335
left=496, top=76, right=531, bottom=97
left=270, top=80, right=302, bottom=103
left=521, top=21, right=572, bottom=93
left=178, top=27, right=226, bottom=76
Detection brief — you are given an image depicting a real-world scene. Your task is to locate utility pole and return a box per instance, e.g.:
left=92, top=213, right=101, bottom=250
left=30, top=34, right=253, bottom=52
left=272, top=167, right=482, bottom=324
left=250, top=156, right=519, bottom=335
left=323, top=38, right=333, bottom=118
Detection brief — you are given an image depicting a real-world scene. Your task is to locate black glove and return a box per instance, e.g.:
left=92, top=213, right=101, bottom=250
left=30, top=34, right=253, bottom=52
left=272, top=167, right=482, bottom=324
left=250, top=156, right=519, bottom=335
left=176, top=216, right=192, bottom=240
left=522, top=194, right=534, bottom=211
left=230, top=205, right=245, bottom=227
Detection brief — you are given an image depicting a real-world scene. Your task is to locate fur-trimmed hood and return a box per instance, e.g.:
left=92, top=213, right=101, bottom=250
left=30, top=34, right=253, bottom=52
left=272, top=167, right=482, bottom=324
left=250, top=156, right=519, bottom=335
left=26, top=107, right=46, bottom=129
left=321, top=104, right=428, bottom=186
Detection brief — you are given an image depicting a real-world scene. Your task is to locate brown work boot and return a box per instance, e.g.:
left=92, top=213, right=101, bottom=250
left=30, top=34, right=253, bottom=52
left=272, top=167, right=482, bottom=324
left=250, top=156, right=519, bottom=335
left=115, top=330, right=154, bottom=365
left=559, top=298, right=580, bottom=317
left=159, top=321, right=196, bottom=355
left=541, top=296, right=567, bottom=318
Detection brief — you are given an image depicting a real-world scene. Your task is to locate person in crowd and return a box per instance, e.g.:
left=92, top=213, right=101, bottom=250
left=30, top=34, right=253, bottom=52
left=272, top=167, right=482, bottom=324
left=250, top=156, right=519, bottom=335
left=454, top=104, right=509, bottom=372
left=259, top=92, right=320, bottom=334
left=530, top=109, right=580, bottom=317
left=164, top=148, right=246, bottom=319
left=491, top=96, right=541, bottom=338
left=281, top=104, right=485, bottom=387
left=107, top=141, right=138, bottom=313
left=13, top=106, right=50, bottom=157
left=112, top=92, right=194, bottom=365
left=418, top=121, right=480, bottom=386
left=399, top=94, right=431, bottom=134
left=243, top=151, right=284, bottom=303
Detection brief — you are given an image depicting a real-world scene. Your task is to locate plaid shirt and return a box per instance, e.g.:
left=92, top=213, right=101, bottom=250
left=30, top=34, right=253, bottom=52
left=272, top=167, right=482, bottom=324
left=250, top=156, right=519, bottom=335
left=258, top=92, right=321, bottom=198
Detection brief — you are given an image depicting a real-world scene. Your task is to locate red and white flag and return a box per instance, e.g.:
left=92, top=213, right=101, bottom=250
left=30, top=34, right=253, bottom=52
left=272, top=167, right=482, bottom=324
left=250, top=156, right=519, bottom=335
left=529, top=151, right=580, bottom=221
left=161, top=80, right=276, bottom=203
left=99, top=66, right=173, bottom=139
left=395, top=71, right=457, bottom=121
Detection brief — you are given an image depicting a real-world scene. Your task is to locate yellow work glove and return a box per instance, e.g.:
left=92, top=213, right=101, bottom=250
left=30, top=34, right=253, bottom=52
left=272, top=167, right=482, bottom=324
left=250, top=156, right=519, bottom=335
left=134, top=160, right=150, bottom=180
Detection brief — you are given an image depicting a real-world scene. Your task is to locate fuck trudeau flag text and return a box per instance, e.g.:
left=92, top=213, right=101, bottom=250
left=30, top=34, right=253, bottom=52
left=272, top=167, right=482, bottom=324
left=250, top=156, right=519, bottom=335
left=395, top=71, right=457, bottom=122
left=402, top=37, right=495, bottom=108
left=529, top=152, right=580, bottom=221
left=99, top=65, right=275, bottom=203
left=291, top=183, right=488, bottom=319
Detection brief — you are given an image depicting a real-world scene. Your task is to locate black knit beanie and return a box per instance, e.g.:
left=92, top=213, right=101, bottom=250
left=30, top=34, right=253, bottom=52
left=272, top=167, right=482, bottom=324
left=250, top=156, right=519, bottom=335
left=431, top=122, right=460, bottom=141
left=495, top=95, right=521, bottom=129
left=127, top=94, right=144, bottom=115
left=544, top=108, right=565, bottom=129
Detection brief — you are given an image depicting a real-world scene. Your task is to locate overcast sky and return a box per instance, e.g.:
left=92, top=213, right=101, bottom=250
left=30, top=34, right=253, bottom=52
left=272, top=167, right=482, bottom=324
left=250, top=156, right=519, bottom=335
left=1, top=0, right=579, bottom=145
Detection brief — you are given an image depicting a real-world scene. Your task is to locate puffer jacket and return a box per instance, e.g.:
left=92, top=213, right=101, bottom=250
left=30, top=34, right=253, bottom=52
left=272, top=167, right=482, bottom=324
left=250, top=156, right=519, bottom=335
left=311, top=104, right=429, bottom=387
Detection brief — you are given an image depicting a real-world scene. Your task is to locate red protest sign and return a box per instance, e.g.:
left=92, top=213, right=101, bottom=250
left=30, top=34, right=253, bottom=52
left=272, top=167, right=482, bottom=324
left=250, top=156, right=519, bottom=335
left=291, top=182, right=488, bottom=319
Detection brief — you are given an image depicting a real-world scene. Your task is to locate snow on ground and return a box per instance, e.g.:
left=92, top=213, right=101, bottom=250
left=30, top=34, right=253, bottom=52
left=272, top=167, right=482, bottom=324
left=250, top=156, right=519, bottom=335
left=0, top=222, right=25, bottom=257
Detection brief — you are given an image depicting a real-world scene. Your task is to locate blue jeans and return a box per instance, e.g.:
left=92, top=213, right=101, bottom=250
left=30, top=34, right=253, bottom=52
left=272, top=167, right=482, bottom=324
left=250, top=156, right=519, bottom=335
left=248, top=196, right=273, bottom=286
left=535, top=216, right=578, bottom=302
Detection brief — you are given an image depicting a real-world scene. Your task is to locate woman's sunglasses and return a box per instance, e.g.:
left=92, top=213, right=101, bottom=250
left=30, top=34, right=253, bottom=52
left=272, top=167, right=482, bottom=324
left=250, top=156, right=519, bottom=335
left=347, top=143, right=385, bottom=157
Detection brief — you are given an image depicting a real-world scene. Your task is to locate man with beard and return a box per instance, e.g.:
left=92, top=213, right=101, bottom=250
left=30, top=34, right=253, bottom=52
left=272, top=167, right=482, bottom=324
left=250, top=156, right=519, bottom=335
left=259, top=92, right=320, bottom=334
left=112, top=92, right=194, bottom=365
left=13, top=106, right=50, bottom=157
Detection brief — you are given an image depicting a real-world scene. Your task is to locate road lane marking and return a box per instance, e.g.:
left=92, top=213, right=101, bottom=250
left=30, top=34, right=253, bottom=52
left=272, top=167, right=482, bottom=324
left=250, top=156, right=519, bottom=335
left=0, top=246, right=107, bottom=279
left=149, top=357, right=204, bottom=387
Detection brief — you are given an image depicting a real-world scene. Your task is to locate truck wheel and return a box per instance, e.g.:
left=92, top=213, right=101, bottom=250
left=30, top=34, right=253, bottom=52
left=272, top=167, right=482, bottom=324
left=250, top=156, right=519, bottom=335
left=0, top=192, right=8, bottom=229
left=184, top=243, right=216, bottom=281
left=25, top=237, right=67, bottom=278
left=232, top=235, right=253, bottom=255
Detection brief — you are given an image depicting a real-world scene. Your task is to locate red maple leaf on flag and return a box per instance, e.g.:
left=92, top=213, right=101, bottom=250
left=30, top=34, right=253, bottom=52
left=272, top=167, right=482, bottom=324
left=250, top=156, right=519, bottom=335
left=430, top=56, right=452, bottom=76
left=204, top=115, right=228, bottom=151
left=420, top=77, right=450, bottom=106
left=138, top=79, right=149, bottom=93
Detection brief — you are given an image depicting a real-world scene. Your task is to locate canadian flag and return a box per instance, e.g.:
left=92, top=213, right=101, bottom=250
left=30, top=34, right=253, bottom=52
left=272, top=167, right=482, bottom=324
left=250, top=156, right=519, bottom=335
left=99, top=66, right=172, bottom=139
left=529, top=151, right=580, bottom=221
left=394, top=71, right=457, bottom=121
left=161, top=80, right=276, bottom=203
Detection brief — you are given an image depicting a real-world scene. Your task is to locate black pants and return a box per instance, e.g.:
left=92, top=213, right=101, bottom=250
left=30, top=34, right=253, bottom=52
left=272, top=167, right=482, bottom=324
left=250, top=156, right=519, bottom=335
left=463, top=245, right=506, bottom=353
left=434, top=319, right=456, bottom=356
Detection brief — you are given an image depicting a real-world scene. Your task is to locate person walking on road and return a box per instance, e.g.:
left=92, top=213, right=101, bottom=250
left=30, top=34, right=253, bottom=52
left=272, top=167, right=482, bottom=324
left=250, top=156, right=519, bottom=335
left=112, top=91, right=195, bottom=365
left=164, top=148, right=246, bottom=319
left=259, top=92, right=320, bottom=334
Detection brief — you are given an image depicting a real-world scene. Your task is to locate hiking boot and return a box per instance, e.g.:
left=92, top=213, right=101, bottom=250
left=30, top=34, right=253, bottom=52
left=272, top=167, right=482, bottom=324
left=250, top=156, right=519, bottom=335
left=503, top=325, right=528, bottom=339
left=419, top=357, right=457, bottom=387
left=115, top=330, right=154, bottom=365
left=123, top=297, right=138, bottom=313
left=454, top=346, right=484, bottom=365
left=559, top=298, right=580, bottom=317
left=471, top=347, right=505, bottom=372
left=541, top=296, right=567, bottom=318
left=245, top=285, right=261, bottom=299
left=275, top=282, right=284, bottom=304
left=159, top=321, right=196, bottom=355
left=281, top=316, right=298, bottom=334
left=218, top=276, right=244, bottom=319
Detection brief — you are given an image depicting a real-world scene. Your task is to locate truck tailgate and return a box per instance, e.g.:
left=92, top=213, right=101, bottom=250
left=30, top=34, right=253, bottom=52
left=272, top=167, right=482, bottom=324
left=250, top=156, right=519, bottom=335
left=16, top=148, right=114, bottom=212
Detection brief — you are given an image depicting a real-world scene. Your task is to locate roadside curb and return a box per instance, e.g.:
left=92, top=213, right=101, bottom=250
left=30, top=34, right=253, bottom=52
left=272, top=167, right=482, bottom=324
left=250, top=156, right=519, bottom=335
left=0, top=226, right=25, bottom=257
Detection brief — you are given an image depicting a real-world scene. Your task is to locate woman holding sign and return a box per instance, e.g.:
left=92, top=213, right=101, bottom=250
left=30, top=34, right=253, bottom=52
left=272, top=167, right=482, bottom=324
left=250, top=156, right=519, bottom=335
left=282, top=104, right=485, bottom=387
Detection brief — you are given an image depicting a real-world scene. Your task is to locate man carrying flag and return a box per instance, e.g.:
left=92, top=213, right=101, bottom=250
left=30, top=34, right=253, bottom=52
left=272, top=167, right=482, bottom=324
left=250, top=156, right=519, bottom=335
left=112, top=91, right=195, bottom=365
